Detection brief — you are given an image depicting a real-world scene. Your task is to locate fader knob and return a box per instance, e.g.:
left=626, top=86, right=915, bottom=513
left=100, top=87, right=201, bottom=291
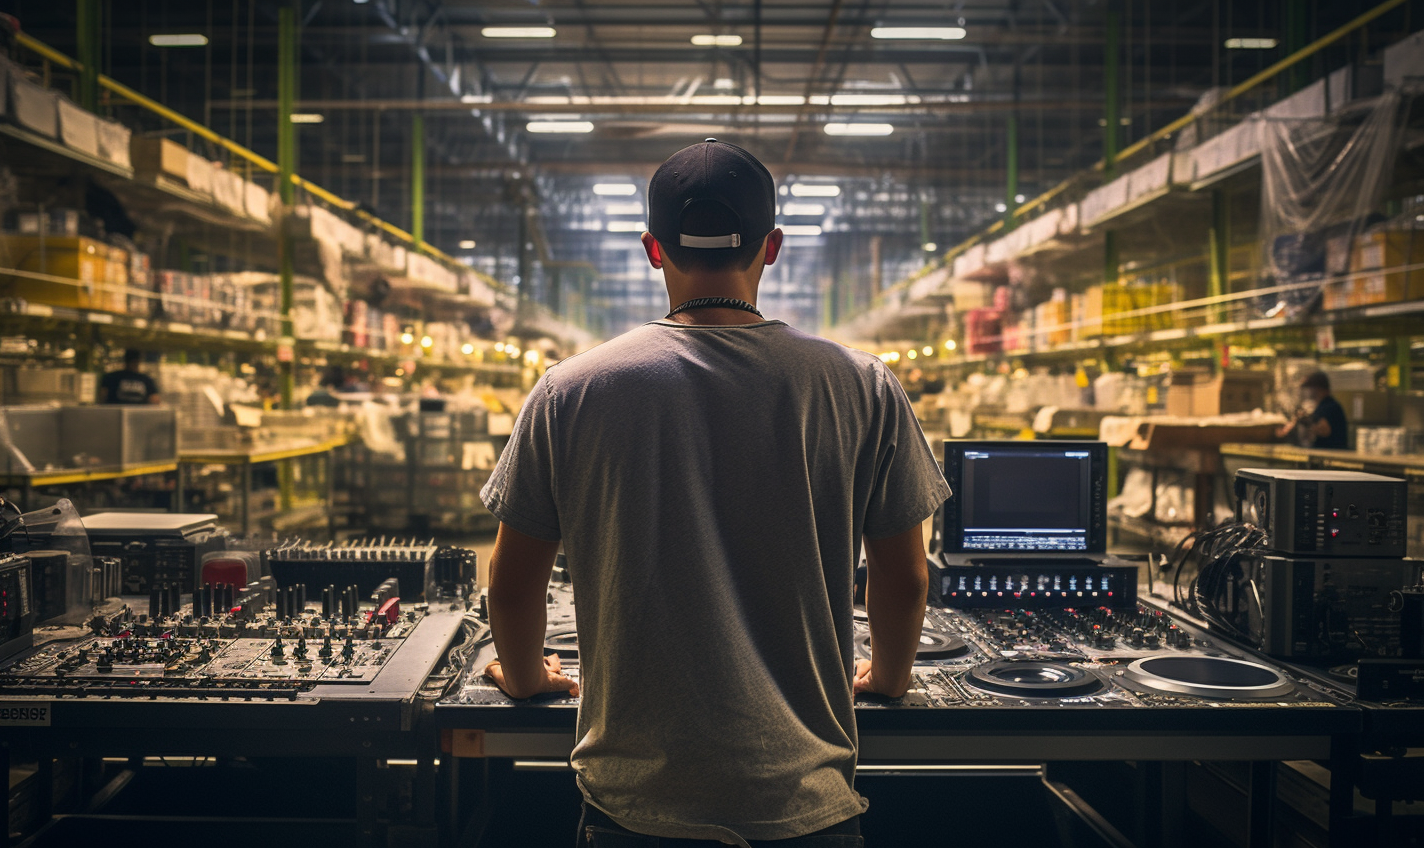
left=319, top=636, right=333, bottom=659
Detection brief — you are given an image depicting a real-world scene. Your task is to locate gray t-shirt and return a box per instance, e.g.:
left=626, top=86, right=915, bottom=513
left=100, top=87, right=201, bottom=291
left=481, top=319, right=950, bottom=842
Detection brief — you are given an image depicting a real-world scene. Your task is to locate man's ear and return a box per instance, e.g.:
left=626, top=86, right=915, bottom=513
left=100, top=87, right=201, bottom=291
left=641, top=232, right=663, bottom=269
left=763, top=228, right=784, bottom=266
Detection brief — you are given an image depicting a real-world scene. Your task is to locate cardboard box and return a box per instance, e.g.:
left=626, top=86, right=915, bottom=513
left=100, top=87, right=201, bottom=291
left=1167, top=369, right=1272, bottom=418
left=1335, top=389, right=1394, bottom=424
left=9, top=74, right=58, bottom=138
left=1351, top=270, right=1422, bottom=306
left=185, top=154, right=214, bottom=198
left=57, top=99, right=99, bottom=157
left=130, top=137, right=189, bottom=183
left=0, top=235, right=127, bottom=313
left=1321, top=278, right=1352, bottom=310
left=95, top=118, right=131, bottom=169
left=1351, top=230, right=1424, bottom=272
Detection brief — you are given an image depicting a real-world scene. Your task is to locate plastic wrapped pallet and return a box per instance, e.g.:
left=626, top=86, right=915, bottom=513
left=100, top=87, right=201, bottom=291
left=1126, top=153, right=1173, bottom=204
left=1079, top=172, right=1130, bottom=227
left=211, top=167, right=245, bottom=215
left=95, top=118, right=132, bottom=169
left=244, top=180, right=271, bottom=224
left=185, top=153, right=214, bottom=199
left=56, top=99, right=99, bottom=157
left=9, top=73, right=58, bottom=138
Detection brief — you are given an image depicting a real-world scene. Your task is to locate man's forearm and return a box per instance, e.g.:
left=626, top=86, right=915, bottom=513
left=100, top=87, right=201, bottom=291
left=488, top=588, right=550, bottom=698
left=865, top=568, right=927, bottom=697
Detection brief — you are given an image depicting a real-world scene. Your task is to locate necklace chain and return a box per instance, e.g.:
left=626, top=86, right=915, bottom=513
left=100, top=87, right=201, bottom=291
left=666, top=296, right=764, bottom=320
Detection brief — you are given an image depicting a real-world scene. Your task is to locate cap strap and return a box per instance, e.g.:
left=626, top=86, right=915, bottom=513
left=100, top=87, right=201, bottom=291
left=679, top=233, right=742, bottom=248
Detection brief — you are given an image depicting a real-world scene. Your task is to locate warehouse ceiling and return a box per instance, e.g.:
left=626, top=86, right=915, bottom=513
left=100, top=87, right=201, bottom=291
left=4, top=0, right=1386, bottom=337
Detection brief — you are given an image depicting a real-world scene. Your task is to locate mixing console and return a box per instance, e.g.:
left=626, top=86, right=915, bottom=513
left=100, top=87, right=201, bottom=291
left=444, top=585, right=1346, bottom=711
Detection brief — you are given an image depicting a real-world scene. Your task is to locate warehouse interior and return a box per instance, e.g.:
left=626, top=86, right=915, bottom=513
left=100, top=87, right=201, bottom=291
left=0, top=0, right=1421, bottom=846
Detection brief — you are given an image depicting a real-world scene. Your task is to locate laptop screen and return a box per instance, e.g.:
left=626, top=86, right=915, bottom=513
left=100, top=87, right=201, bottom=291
left=940, top=441, right=1108, bottom=554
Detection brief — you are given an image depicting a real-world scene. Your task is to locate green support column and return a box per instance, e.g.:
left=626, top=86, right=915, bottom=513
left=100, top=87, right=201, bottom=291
left=1103, top=2, right=1120, bottom=178
left=1104, top=230, right=1119, bottom=286
left=1392, top=336, right=1413, bottom=393
left=277, top=5, right=297, bottom=410
left=75, top=0, right=101, bottom=111
left=1208, top=189, right=1230, bottom=322
left=411, top=113, right=425, bottom=247
left=1005, top=110, right=1019, bottom=229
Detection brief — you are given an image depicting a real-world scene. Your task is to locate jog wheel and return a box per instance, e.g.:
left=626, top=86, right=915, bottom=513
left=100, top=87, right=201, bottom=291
left=966, top=661, right=1103, bottom=697
left=544, top=630, right=580, bottom=659
left=855, top=629, right=969, bottom=661
left=1120, top=655, right=1295, bottom=700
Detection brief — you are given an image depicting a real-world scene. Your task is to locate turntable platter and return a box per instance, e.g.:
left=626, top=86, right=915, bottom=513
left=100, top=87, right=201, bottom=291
left=966, top=661, right=1103, bottom=697
left=1121, top=655, right=1295, bottom=700
left=544, top=630, right=580, bottom=659
left=855, top=629, right=969, bottom=661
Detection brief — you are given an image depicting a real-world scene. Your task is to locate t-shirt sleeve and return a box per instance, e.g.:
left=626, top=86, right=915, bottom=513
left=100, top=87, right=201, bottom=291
left=480, top=374, right=562, bottom=541
left=862, top=361, right=953, bottom=539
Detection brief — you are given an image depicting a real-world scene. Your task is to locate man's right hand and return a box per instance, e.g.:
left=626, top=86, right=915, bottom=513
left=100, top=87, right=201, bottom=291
left=484, top=654, right=580, bottom=699
left=853, top=658, right=910, bottom=699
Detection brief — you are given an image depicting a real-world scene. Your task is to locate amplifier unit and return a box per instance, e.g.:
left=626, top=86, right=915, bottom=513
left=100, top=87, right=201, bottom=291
left=936, top=558, right=1138, bottom=609
left=1250, top=554, right=1422, bottom=659
left=83, top=512, right=222, bottom=595
left=0, top=554, right=36, bottom=662
left=1234, top=469, right=1406, bottom=557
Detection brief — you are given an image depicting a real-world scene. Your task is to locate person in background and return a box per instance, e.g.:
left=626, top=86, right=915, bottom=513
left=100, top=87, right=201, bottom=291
left=1277, top=370, right=1348, bottom=449
left=99, top=349, right=160, bottom=404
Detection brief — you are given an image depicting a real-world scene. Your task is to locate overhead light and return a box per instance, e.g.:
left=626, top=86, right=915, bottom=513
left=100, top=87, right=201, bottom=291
left=692, top=34, right=743, bottom=46
left=922, top=242, right=938, bottom=252
left=907, top=349, right=918, bottom=360
left=526, top=120, right=594, bottom=133
left=494, top=342, right=506, bottom=352
left=420, top=335, right=434, bottom=349
left=789, top=184, right=840, bottom=197
left=689, top=95, right=742, bottom=105
left=870, top=27, right=966, bottom=40
left=713, top=78, right=736, bottom=90
left=994, top=202, right=1007, bottom=213
left=461, top=343, right=475, bottom=355
left=149, top=33, right=209, bottom=47
left=341, top=153, right=366, bottom=163
left=458, top=239, right=477, bottom=249
left=1014, top=194, right=1025, bottom=203
left=1224, top=37, right=1277, bottom=49
left=603, top=202, right=644, bottom=215
left=593, top=183, right=638, bottom=195
left=922, top=346, right=934, bottom=356
left=781, top=202, right=825, bottom=216
left=829, top=93, right=916, bottom=106
left=824, top=123, right=894, bottom=136
left=943, top=339, right=957, bottom=351
left=606, top=220, right=646, bottom=232
left=289, top=113, right=325, bottom=124
left=400, top=332, right=415, bottom=345
left=781, top=225, right=823, bottom=236
left=752, top=94, right=806, bottom=106
left=482, top=26, right=556, bottom=38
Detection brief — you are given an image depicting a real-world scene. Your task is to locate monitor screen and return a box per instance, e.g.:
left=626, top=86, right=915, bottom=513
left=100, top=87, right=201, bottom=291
left=939, top=441, right=1107, bottom=554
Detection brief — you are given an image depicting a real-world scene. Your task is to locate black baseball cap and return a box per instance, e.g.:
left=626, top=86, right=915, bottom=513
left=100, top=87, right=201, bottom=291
left=647, top=138, right=776, bottom=250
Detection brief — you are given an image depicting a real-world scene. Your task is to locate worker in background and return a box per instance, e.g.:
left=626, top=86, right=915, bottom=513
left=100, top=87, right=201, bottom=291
left=98, top=349, right=160, bottom=404
left=481, top=139, right=949, bottom=847
left=1277, top=370, right=1348, bottom=449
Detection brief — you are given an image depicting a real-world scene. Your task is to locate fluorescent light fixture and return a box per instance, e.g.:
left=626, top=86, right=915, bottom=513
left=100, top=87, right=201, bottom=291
left=922, top=346, right=934, bottom=356
left=922, top=242, right=938, bottom=252
left=593, top=183, right=638, bottom=196
left=824, top=123, right=894, bottom=136
left=829, top=93, right=917, bottom=106
left=149, top=33, right=209, bottom=47
left=689, top=95, right=742, bottom=105
left=482, top=26, right=556, bottom=38
left=526, top=120, right=594, bottom=133
left=458, top=239, right=477, bottom=249
left=995, top=202, right=1007, bottom=213
left=943, top=339, right=957, bottom=351
left=603, top=202, right=644, bottom=215
left=781, top=225, right=823, bottom=236
left=692, top=34, right=743, bottom=46
left=713, top=78, right=736, bottom=90
left=1224, top=37, right=1277, bottom=49
left=752, top=94, right=806, bottom=106
left=789, top=184, right=840, bottom=197
left=606, top=220, right=646, bottom=232
left=781, top=202, right=826, bottom=216
left=289, top=113, right=325, bottom=124
left=461, top=343, right=475, bottom=355
left=870, top=27, right=966, bottom=40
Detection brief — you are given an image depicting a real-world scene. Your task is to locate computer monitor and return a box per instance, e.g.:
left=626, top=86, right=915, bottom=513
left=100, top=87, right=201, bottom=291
left=937, top=440, right=1108, bottom=555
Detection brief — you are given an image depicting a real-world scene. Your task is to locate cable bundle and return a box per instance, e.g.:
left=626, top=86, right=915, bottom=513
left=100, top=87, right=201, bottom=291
left=1167, top=521, right=1268, bottom=646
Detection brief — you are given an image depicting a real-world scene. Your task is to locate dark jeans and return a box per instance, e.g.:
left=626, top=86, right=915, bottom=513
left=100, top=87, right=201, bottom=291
left=578, top=803, right=863, bottom=848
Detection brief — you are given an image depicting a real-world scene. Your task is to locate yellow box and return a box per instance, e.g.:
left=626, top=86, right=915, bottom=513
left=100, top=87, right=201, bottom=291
left=0, top=235, right=128, bottom=313
left=1352, top=271, right=1412, bottom=306
left=1349, top=230, right=1424, bottom=272
left=130, top=137, right=189, bottom=183
left=1321, top=278, right=1352, bottom=310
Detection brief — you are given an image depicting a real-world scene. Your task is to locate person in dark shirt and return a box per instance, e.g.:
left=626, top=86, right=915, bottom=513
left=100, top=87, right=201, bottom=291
left=1277, top=370, right=1347, bottom=449
left=99, top=349, right=160, bottom=405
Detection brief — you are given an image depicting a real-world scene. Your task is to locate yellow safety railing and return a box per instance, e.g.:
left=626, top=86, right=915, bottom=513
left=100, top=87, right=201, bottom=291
left=12, top=31, right=507, bottom=296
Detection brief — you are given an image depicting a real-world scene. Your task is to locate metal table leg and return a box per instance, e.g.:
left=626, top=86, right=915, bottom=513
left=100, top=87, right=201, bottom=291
left=1246, top=761, right=1276, bottom=848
